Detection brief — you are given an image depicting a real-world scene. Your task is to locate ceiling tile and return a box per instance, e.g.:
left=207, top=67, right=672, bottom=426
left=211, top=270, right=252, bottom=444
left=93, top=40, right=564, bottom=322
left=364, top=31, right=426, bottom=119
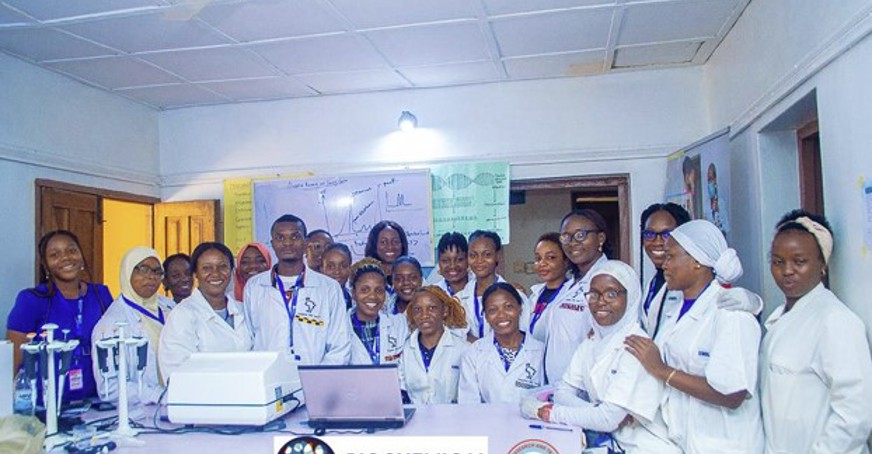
left=491, top=7, right=613, bottom=57
left=482, top=0, right=615, bottom=17
left=199, top=77, right=317, bottom=101
left=252, top=33, right=387, bottom=74
left=0, top=5, right=36, bottom=25
left=619, top=0, right=739, bottom=45
left=197, top=0, right=345, bottom=42
left=503, top=49, right=606, bottom=79
left=0, top=27, right=116, bottom=61
left=399, top=61, right=500, bottom=86
left=46, top=56, right=182, bottom=89
left=297, top=69, right=408, bottom=94
left=364, top=21, right=489, bottom=67
left=140, top=47, right=278, bottom=82
left=2, top=0, right=163, bottom=21
left=59, top=12, right=233, bottom=53
left=325, top=0, right=477, bottom=29
left=116, top=83, right=229, bottom=109
left=613, top=41, right=701, bottom=68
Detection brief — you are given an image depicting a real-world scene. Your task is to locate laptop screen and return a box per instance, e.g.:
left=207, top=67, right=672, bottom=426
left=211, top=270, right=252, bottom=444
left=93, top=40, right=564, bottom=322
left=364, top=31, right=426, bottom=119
left=299, top=364, right=405, bottom=422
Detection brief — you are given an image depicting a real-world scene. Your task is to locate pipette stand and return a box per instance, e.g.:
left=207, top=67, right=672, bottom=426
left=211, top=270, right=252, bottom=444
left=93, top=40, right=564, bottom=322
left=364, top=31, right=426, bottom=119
left=94, top=321, right=147, bottom=447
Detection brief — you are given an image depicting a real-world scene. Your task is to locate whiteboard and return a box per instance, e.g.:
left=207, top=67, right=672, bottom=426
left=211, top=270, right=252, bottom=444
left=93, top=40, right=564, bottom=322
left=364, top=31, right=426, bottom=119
left=252, top=170, right=434, bottom=265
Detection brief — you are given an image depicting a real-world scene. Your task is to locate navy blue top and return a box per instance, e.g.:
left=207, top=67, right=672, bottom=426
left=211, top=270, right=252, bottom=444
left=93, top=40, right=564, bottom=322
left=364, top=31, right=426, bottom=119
left=7, top=282, right=112, bottom=402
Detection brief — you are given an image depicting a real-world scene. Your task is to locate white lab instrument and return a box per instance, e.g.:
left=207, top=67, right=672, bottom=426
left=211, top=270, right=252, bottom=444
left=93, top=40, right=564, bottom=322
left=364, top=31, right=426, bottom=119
left=94, top=321, right=148, bottom=446
left=166, top=351, right=303, bottom=425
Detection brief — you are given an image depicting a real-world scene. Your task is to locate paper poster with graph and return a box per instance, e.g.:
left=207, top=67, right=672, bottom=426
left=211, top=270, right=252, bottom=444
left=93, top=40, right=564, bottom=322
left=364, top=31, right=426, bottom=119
left=252, top=170, right=434, bottom=265
left=430, top=161, right=511, bottom=243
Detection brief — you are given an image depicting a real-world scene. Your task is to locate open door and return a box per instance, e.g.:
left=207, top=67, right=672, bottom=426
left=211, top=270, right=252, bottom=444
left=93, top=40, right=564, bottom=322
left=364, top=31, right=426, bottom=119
left=37, top=185, right=103, bottom=283
left=154, top=200, right=221, bottom=260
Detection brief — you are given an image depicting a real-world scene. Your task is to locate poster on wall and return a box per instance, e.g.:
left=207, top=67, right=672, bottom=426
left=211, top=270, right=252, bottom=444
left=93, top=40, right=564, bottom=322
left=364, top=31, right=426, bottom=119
left=430, top=161, right=511, bottom=243
left=252, top=170, right=434, bottom=265
left=665, top=129, right=731, bottom=235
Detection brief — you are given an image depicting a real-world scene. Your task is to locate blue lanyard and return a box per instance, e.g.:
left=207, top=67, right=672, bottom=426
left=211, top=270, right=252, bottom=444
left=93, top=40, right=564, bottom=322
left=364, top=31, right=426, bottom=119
left=529, top=280, right=566, bottom=333
left=351, top=313, right=380, bottom=365
left=473, top=293, right=484, bottom=338
left=122, top=296, right=164, bottom=324
left=274, top=270, right=305, bottom=347
left=493, top=333, right=525, bottom=372
left=342, top=288, right=352, bottom=310
left=56, top=287, right=86, bottom=339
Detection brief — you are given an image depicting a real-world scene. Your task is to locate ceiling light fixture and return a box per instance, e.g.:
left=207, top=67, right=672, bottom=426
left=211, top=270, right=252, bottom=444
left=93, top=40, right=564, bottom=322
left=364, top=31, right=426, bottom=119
left=398, top=111, right=417, bottom=131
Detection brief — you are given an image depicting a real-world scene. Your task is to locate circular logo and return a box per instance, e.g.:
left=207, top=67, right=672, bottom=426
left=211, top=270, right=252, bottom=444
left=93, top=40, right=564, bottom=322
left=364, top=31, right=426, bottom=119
left=277, top=436, right=334, bottom=454
left=507, top=438, right=560, bottom=454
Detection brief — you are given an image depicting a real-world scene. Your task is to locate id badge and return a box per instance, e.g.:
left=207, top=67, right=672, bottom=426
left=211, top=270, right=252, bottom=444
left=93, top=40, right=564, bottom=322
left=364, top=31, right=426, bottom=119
left=69, top=368, right=84, bottom=391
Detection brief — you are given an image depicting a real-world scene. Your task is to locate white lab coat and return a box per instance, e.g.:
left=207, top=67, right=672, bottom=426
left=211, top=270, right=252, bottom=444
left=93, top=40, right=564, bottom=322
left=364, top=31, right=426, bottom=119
left=551, top=322, right=681, bottom=453
left=243, top=266, right=351, bottom=365
left=347, top=310, right=410, bottom=365
left=457, top=332, right=544, bottom=404
left=527, top=274, right=590, bottom=384
left=158, top=289, right=252, bottom=381
left=399, top=329, right=470, bottom=405
left=640, top=274, right=678, bottom=339
left=456, top=275, right=531, bottom=340
left=761, top=283, right=872, bottom=454
left=91, top=295, right=175, bottom=405
left=656, top=281, right=764, bottom=454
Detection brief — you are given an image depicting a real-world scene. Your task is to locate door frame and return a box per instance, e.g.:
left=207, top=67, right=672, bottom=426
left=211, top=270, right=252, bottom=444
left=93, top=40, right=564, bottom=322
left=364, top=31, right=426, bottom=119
left=34, top=179, right=160, bottom=282
left=510, top=174, right=631, bottom=263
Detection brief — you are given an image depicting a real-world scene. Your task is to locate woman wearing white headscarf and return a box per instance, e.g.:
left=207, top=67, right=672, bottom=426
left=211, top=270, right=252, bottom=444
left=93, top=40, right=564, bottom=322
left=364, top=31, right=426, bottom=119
left=521, top=260, right=680, bottom=453
left=91, top=247, right=175, bottom=405
left=625, top=220, right=764, bottom=453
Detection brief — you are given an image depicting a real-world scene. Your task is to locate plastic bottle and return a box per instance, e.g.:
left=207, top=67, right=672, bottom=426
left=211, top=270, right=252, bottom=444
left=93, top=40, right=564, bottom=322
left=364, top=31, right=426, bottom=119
left=13, top=368, right=34, bottom=416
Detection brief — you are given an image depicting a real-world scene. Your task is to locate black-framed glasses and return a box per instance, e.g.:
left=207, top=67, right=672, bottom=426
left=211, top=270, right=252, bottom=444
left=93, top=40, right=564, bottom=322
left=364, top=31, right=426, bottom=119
left=133, top=264, right=164, bottom=278
left=559, top=229, right=600, bottom=244
left=641, top=229, right=672, bottom=241
left=584, top=289, right=626, bottom=302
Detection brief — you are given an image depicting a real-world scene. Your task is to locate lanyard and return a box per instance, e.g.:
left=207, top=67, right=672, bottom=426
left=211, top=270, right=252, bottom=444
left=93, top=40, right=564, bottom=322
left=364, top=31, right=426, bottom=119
left=493, top=333, right=525, bottom=372
left=473, top=293, right=484, bottom=338
left=529, top=280, right=566, bottom=333
left=643, top=271, right=666, bottom=314
left=351, top=313, right=380, bottom=365
left=122, top=296, right=164, bottom=324
left=677, top=280, right=713, bottom=321
left=342, top=288, right=352, bottom=310
left=56, top=286, right=87, bottom=339
left=274, top=269, right=305, bottom=347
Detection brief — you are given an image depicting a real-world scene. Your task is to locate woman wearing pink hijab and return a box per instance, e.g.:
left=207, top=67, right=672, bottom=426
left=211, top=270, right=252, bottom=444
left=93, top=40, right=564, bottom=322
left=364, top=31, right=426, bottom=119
left=233, top=242, right=272, bottom=302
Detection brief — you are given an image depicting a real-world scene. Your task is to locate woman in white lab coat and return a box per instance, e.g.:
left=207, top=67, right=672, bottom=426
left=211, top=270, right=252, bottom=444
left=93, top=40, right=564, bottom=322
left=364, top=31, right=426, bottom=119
left=526, top=232, right=573, bottom=383
left=761, top=209, right=872, bottom=453
left=625, top=220, right=764, bottom=453
left=159, top=242, right=253, bottom=381
left=399, top=286, right=469, bottom=405
left=92, top=246, right=175, bottom=405
left=521, top=260, right=680, bottom=453
left=456, top=230, right=531, bottom=342
left=347, top=259, right=409, bottom=365
left=458, top=282, right=544, bottom=404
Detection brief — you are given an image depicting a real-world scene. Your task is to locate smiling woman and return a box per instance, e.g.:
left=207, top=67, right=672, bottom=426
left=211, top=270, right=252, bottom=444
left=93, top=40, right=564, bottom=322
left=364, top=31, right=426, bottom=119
left=233, top=242, right=272, bottom=302
left=347, top=260, right=409, bottom=366
left=158, top=242, right=253, bottom=381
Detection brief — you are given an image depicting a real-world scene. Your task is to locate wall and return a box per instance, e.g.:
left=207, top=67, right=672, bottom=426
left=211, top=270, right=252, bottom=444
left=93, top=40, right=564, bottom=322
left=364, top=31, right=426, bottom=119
left=0, top=53, right=160, bottom=329
left=704, top=0, right=872, bottom=336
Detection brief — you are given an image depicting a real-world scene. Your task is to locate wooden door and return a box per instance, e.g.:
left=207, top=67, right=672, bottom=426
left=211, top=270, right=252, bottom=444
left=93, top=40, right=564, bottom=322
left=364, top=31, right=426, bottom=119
left=154, top=200, right=220, bottom=259
left=37, top=186, right=103, bottom=283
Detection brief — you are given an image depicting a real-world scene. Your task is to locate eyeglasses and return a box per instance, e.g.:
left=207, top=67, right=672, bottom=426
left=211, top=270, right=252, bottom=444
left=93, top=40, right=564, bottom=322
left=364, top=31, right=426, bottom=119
left=559, top=229, right=600, bottom=244
left=584, top=289, right=626, bottom=302
left=642, top=230, right=672, bottom=241
left=133, top=264, right=164, bottom=278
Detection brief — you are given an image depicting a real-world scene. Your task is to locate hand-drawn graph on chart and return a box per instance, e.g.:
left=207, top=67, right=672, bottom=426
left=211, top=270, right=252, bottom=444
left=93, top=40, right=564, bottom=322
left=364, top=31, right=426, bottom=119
left=252, top=170, right=433, bottom=265
left=430, top=162, right=510, bottom=242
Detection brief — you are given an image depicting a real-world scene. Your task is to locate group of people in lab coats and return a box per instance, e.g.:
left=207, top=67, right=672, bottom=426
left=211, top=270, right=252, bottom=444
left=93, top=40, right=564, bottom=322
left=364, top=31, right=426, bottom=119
left=8, top=204, right=872, bottom=453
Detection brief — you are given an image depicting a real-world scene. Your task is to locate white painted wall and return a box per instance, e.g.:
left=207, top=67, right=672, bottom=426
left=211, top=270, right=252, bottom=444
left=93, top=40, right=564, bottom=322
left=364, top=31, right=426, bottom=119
left=0, top=53, right=159, bottom=329
left=704, top=0, right=872, bottom=337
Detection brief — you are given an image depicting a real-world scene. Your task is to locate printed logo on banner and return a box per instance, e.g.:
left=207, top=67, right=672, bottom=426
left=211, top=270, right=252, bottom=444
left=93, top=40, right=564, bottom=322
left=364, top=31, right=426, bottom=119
left=277, top=436, right=334, bottom=454
left=507, top=439, right=560, bottom=454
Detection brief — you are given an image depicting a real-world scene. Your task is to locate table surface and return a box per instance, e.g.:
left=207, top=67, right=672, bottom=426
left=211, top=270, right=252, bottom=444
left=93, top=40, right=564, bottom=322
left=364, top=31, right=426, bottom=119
left=96, top=403, right=582, bottom=453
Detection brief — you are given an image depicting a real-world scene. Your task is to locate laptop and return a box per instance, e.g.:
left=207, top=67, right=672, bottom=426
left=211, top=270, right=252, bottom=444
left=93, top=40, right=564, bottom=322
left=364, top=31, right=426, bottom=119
left=298, top=364, right=415, bottom=431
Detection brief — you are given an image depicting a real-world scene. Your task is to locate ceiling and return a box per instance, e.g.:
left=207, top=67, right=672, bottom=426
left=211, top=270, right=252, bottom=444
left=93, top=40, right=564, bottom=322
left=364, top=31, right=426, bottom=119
left=0, top=0, right=750, bottom=110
